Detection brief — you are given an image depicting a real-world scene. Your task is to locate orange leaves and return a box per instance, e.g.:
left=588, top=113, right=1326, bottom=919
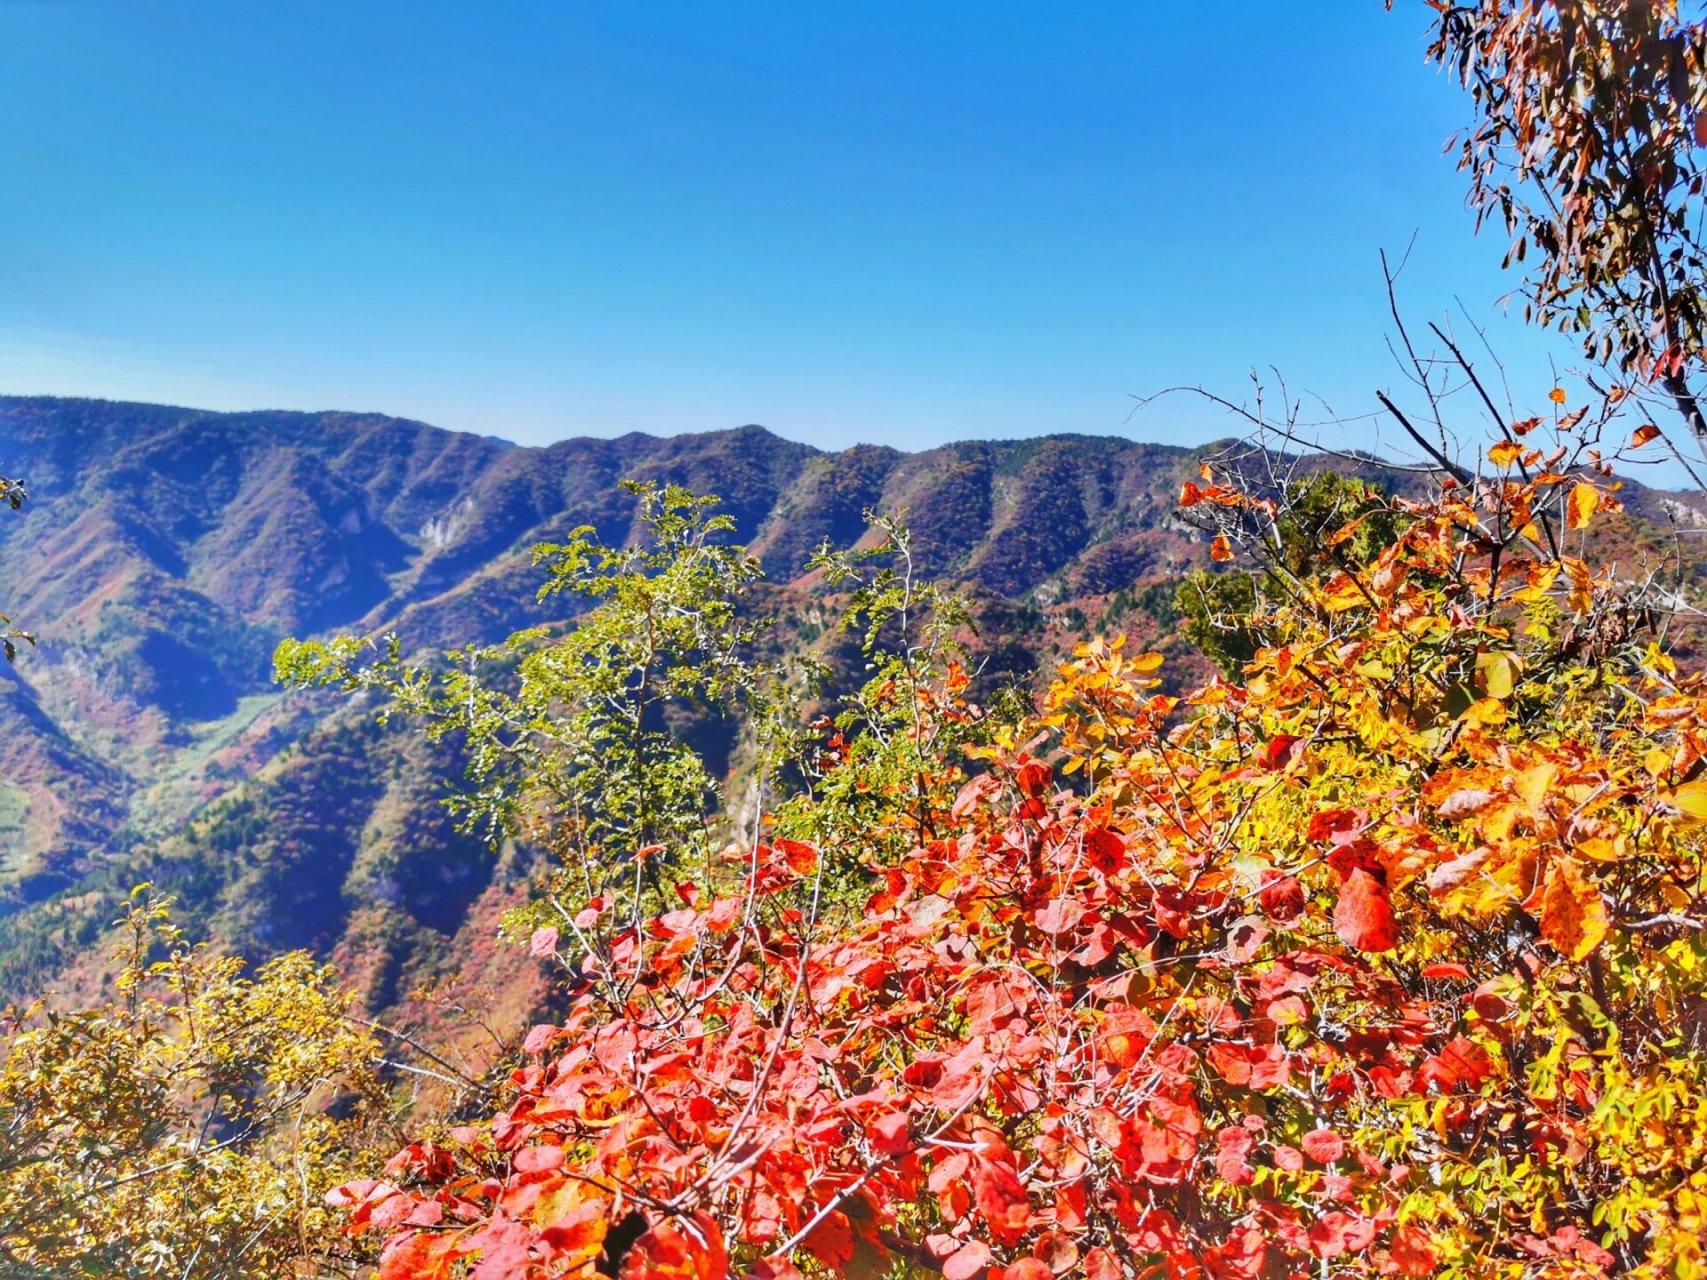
left=1549, top=387, right=1568, bottom=404
left=1566, top=481, right=1599, bottom=530
left=376, top=1230, right=461, bottom=1280
left=1179, top=480, right=1247, bottom=510
left=1561, top=556, right=1596, bottom=612
left=1631, top=423, right=1661, bottom=448
left=1100, top=1007, right=1151, bottom=1070
left=1386, top=1226, right=1439, bottom=1277
left=1210, top=535, right=1234, bottom=562
left=1317, top=571, right=1367, bottom=613
left=1530, top=855, right=1609, bottom=961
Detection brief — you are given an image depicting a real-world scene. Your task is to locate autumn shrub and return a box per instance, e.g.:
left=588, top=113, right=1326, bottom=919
left=0, top=887, right=386, bottom=1278
left=293, top=407, right=1707, bottom=1280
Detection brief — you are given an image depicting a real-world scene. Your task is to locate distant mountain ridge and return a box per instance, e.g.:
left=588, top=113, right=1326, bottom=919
left=0, top=395, right=1215, bottom=804
left=3, top=394, right=1703, bottom=1022
left=0, top=394, right=1222, bottom=1012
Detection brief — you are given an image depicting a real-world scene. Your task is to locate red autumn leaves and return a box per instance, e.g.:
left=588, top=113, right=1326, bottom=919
left=327, top=531, right=1692, bottom=1280
left=325, top=737, right=1488, bottom=1280
left=1308, top=808, right=1400, bottom=953
left=1334, top=869, right=1398, bottom=953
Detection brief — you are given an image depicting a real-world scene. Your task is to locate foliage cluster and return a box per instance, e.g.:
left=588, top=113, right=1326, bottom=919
left=0, top=888, right=384, bottom=1277
left=1417, top=0, right=1707, bottom=465
left=298, top=411, right=1707, bottom=1279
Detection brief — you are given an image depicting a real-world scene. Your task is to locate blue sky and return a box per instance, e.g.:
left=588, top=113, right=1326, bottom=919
left=0, top=2, right=1584, bottom=454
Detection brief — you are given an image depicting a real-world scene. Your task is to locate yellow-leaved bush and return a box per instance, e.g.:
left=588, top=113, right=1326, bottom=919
left=0, top=888, right=387, bottom=1278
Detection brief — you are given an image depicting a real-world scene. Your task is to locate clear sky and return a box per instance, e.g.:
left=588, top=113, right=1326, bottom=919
left=0, top=1, right=1587, bottom=455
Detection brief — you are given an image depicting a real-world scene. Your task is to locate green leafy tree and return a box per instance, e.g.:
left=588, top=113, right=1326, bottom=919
left=276, top=481, right=803, bottom=930
left=777, top=511, right=1023, bottom=865
left=276, top=486, right=1030, bottom=952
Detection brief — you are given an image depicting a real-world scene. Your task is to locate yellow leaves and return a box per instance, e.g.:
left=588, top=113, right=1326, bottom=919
left=1476, top=651, right=1522, bottom=701
left=1530, top=855, right=1610, bottom=961
left=1489, top=439, right=1524, bottom=467
left=1318, top=572, right=1367, bottom=613
left=1666, top=780, right=1707, bottom=824
left=1561, top=557, right=1595, bottom=613
left=1072, top=634, right=1126, bottom=659
left=0, top=892, right=385, bottom=1276
left=1458, top=696, right=1509, bottom=727
left=1566, top=481, right=1599, bottom=530
left=1512, top=561, right=1558, bottom=604
left=1643, top=641, right=1678, bottom=676
left=1574, top=835, right=1623, bottom=863
left=1513, top=761, right=1558, bottom=817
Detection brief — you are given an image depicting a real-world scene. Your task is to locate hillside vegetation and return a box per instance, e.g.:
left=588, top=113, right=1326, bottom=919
left=0, top=398, right=1243, bottom=1007
left=12, top=2, right=1707, bottom=1273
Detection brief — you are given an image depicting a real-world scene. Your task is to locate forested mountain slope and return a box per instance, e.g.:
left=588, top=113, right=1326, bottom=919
left=0, top=396, right=1220, bottom=1006
left=3, top=394, right=1703, bottom=1018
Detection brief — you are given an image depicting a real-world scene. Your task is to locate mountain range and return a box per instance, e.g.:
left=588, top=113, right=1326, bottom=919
left=2, top=394, right=1702, bottom=1035
left=0, top=395, right=1235, bottom=1021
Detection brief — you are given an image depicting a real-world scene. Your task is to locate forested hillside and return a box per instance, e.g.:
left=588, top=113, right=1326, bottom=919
left=0, top=395, right=1251, bottom=1009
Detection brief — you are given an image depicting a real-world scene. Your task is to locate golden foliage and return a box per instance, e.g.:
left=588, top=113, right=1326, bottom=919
left=0, top=888, right=384, bottom=1277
